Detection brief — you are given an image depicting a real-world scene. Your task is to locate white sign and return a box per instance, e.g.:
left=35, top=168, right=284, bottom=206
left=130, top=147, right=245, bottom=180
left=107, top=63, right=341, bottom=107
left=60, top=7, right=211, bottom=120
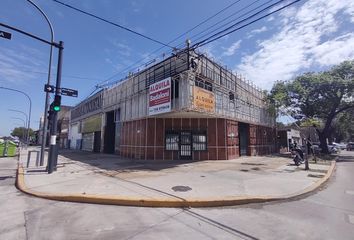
left=149, top=77, right=171, bottom=115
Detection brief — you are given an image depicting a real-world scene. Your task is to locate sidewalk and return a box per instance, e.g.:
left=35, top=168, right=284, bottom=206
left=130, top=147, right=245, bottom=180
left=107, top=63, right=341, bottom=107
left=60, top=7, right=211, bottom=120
left=16, top=147, right=335, bottom=207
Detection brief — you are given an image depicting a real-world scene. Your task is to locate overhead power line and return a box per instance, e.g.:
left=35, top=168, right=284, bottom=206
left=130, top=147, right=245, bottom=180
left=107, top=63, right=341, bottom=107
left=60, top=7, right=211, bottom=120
left=173, top=0, right=262, bottom=50
left=179, top=0, right=266, bottom=49
left=93, top=0, right=247, bottom=89
left=89, top=0, right=302, bottom=93
left=170, top=0, right=243, bottom=50
left=193, top=0, right=303, bottom=48
left=52, top=0, right=173, bottom=49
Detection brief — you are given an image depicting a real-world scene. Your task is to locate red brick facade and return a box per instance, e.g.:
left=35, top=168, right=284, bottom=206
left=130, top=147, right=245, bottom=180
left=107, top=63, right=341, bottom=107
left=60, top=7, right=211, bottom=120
left=116, top=117, right=275, bottom=161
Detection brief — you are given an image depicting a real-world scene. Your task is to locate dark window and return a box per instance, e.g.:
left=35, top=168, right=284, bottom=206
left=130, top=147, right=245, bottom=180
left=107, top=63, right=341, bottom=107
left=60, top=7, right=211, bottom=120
left=165, top=133, right=179, bottom=150
left=192, top=133, right=207, bottom=151
left=171, top=79, right=179, bottom=99
left=195, top=77, right=213, bottom=92
left=114, top=108, right=121, bottom=122
left=229, top=91, right=235, bottom=101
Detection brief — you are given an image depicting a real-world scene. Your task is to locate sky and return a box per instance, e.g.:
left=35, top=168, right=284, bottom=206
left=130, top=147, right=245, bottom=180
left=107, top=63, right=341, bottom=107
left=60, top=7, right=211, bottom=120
left=0, top=0, right=353, bottom=135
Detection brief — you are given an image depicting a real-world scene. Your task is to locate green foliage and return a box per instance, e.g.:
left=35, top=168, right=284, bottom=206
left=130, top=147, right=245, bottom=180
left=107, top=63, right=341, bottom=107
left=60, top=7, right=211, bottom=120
left=11, top=127, right=35, bottom=140
left=268, top=60, right=354, bottom=153
left=300, top=118, right=321, bottom=128
left=333, top=109, right=354, bottom=142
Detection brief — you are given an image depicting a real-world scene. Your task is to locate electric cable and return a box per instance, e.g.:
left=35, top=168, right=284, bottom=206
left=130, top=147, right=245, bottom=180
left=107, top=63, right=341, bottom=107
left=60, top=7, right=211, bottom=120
left=193, top=0, right=302, bottom=48
left=181, top=0, right=271, bottom=49
left=93, top=0, right=248, bottom=89
left=173, top=0, right=263, bottom=50
left=89, top=0, right=302, bottom=92
left=169, top=0, right=244, bottom=50
left=52, top=0, right=173, bottom=49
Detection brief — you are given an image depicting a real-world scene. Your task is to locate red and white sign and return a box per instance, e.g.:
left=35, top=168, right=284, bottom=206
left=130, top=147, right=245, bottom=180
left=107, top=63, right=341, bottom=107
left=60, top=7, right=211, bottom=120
left=149, top=77, right=171, bottom=115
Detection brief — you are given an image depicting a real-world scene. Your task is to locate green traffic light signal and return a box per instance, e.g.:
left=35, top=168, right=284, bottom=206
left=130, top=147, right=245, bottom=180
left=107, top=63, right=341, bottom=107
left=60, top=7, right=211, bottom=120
left=53, top=105, right=60, bottom=112
left=53, top=95, right=61, bottom=112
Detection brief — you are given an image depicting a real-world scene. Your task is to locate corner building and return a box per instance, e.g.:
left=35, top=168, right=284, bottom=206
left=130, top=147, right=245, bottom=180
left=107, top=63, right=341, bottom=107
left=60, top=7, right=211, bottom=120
left=71, top=49, right=276, bottom=160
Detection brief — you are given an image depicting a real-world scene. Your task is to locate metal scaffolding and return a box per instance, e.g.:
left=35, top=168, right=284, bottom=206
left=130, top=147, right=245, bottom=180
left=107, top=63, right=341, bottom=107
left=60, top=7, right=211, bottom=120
left=71, top=49, right=275, bottom=127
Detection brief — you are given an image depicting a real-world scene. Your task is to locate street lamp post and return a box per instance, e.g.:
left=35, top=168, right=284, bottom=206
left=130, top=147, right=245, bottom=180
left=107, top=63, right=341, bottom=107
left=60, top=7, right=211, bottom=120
left=1, top=3, right=64, bottom=174
left=0, top=87, right=32, bottom=146
left=26, top=0, right=55, bottom=166
left=8, top=109, right=29, bottom=143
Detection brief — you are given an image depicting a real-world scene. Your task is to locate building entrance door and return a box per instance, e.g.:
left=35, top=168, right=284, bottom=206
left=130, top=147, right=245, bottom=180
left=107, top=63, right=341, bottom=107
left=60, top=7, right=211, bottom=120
left=93, top=131, right=101, bottom=153
left=179, top=131, right=192, bottom=159
left=104, top=111, right=115, bottom=154
left=239, top=123, right=249, bottom=156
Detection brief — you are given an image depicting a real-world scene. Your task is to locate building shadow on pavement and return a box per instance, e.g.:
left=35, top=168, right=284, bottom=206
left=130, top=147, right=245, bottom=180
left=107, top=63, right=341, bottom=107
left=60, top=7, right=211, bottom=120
left=58, top=149, right=197, bottom=172
left=336, top=154, right=354, bottom=162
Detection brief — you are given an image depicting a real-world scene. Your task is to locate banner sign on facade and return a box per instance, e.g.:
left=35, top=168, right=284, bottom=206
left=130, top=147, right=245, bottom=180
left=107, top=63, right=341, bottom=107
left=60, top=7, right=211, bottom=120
left=82, top=115, right=101, bottom=133
left=193, top=86, right=215, bottom=113
left=149, top=77, right=171, bottom=115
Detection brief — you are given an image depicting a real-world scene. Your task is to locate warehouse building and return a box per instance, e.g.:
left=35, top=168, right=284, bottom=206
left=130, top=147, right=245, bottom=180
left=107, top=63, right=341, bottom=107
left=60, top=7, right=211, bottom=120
left=69, top=91, right=103, bottom=152
left=69, top=48, right=275, bottom=160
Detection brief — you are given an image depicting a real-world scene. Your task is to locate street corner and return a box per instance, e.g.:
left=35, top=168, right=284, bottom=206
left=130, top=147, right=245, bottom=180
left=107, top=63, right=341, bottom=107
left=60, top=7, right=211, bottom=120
left=283, top=160, right=336, bottom=200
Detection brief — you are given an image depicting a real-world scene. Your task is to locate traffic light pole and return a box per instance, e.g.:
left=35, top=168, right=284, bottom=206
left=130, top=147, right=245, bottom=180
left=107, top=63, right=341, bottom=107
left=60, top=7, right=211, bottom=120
left=0, top=22, right=64, bottom=174
left=48, top=41, right=64, bottom=174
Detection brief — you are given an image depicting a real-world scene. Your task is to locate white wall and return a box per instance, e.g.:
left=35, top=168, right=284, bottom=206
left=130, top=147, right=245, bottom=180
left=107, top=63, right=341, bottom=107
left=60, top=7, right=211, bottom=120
left=69, top=123, right=82, bottom=150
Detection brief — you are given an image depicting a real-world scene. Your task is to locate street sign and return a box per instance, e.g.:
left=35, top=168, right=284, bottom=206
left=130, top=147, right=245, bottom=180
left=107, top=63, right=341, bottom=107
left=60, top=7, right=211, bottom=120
left=44, top=84, right=55, bottom=93
left=0, top=30, right=12, bottom=40
left=61, top=87, right=78, bottom=97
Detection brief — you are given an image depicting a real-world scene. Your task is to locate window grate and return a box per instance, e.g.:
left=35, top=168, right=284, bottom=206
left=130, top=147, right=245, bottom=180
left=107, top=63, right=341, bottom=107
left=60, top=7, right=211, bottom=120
left=192, top=133, right=207, bottom=151
left=165, top=133, right=179, bottom=150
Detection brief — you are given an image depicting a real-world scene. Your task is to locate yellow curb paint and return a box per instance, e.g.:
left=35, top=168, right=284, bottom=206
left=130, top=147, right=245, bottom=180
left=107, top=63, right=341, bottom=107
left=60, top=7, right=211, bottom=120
left=16, top=161, right=336, bottom=208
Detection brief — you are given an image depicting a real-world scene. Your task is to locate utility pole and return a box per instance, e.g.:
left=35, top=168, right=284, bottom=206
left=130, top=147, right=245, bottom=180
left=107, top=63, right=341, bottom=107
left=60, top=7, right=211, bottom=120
left=304, top=138, right=309, bottom=170
left=0, top=22, right=64, bottom=173
left=0, top=87, right=32, bottom=147
left=26, top=0, right=55, bottom=167
left=47, top=41, right=64, bottom=174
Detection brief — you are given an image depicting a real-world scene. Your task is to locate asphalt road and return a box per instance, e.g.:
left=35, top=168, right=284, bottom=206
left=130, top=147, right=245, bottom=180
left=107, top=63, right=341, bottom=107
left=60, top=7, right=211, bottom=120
left=1, top=151, right=353, bottom=240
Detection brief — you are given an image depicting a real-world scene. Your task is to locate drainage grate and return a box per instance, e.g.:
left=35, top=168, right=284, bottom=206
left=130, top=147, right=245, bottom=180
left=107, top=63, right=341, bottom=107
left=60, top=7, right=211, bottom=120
left=307, top=174, right=324, bottom=178
left=172, top=185, right=192, bottom=192
left=241, top=163, right=266, bottom=166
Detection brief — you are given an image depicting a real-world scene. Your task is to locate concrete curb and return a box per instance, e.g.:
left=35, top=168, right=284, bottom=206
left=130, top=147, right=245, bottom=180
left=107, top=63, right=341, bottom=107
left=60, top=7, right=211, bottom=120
left=16, top=161, right=336, bottom=208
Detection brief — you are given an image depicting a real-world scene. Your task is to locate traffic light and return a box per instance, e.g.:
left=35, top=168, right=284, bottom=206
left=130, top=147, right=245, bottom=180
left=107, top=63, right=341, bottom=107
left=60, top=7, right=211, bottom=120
left=48, top=102, right=54, bottom=120
left=47, top=102, right=54, bottom=129
left=53, top=95, right=61, bottom=112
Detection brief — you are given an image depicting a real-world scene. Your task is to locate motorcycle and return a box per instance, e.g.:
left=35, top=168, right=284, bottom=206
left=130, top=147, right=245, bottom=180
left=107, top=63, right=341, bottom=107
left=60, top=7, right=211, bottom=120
left=291, top=147, right=304, bottom=166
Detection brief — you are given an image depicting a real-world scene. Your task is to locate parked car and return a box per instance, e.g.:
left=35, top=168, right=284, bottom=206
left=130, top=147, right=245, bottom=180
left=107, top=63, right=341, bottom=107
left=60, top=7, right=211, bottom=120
left=333, top=142, right=346, bottom=150
left=328, top=145, right=338, bottom=154
left=347, top=142, right=354, bottom=151
left=311, top=144, right=321, bottom=154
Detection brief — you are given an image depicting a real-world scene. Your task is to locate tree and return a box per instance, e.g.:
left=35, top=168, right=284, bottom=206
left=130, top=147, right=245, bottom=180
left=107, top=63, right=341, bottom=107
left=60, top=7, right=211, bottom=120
left=11, top=127, right=35, bottom=141
left=332, top=109, right=354, bottom=142
left=269, top=60, right=354, bottom=153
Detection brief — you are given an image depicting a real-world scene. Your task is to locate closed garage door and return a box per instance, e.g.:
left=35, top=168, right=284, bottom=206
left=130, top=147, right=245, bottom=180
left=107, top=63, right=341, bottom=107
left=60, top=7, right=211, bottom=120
left=82, top=133, right=94, bottom=151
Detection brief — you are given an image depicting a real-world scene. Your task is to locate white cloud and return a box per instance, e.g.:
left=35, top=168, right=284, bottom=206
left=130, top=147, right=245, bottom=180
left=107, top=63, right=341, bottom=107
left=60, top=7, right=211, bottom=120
left=0, top=46, right=45, bottom=84
left=267, top=16, right=275, bottom=22
left=222, top=40, right=242, bottom=56
left=199, top=44, right=217, bottom=60
left=236, top=0, right=354, bottom=90
left=344, top=0, right=354, bottom=23
left=247, top=26, right=268, bottom=38
left=251, top=26, right=268, bottom=34
left=112, top=41, right=132, bottom=57
left=311, top=33, right=354, bottom=66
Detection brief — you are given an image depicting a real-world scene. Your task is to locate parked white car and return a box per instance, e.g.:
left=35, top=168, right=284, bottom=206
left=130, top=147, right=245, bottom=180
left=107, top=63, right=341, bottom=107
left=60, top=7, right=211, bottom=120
left=333, top=142, right=346, bottom=150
